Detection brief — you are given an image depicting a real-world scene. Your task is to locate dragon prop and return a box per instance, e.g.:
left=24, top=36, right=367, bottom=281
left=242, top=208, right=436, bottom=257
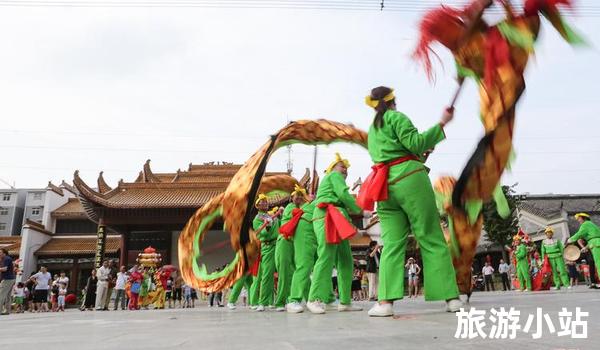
left=178, top=120, right=367, bottom=292
left=420, top=0, right=583, bottom=295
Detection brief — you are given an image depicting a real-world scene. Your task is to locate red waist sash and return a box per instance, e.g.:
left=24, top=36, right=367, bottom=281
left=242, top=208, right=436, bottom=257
left=317, top=202, right=357, bottom=244
left=249, top=248, right=261, bottom=276
left=357, top=155, right=419, bottom=211
left=279, top=208, right=304, bottom=239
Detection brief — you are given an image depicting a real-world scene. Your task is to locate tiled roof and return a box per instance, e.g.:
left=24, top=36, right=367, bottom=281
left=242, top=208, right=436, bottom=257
left=51, top=198, right=87, bottom=218
left=518, top=194, right=600, bottom=232
left=74, top=161, right=294, bottom=209
left=0, top=236, right=21, bottom=256
left=350, top=233, right=372, bottom=247
left=35, top=236, right=121, bottom=256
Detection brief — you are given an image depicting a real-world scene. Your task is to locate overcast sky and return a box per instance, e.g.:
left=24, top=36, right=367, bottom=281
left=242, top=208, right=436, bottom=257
left=1, top=0, right=599, bottom=195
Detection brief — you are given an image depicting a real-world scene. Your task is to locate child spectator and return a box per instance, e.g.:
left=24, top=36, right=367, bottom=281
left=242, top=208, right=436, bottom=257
left=361, top=271, right=369, bottom=300
left=183, top=284, right=192, bottom=308
left=13, top=282, right=27, bottom=313
left=580, top=260, right=591, bottom=286
left=57, top=283, right=67, bottom=312
left=51, top=279, right=60, bottom=312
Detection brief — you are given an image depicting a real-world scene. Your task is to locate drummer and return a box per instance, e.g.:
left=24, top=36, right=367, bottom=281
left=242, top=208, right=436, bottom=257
left=567, top=213, right=600, bottom=289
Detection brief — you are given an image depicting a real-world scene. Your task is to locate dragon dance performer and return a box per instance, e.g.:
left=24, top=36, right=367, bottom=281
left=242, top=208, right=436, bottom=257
left=253, top=195, right=282, bottom=311
left=306, top=153, right=363, bottom=314
left=568, top=213, right=600, bottom=288
left=281, top=186, right=318, bottom=313
left=358, top=87, right=462, bottom=317
left=227, top=274, right=253, bottom=310
left=541, top=227, right=570, bottom=290
left=514, top=235, right=532, bottom=291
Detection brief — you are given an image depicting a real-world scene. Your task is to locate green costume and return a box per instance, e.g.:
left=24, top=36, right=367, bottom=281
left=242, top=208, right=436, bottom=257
left=568, top=220, right=600, bottom=281
left=229, top=274, right=253, bottom=305
left=253, top=212, right=279, bottom=307
left=541, top=238, right=569, bottom=288
left=249, top=267, right=261, bottom=306
left=308, top=171, right=361, bottom=306
left=515, top=243, right=532, bottom=290
left=274, top=203, right=296, bottom=307
left=367, top=110, right=459, bottom=301
left=288, top=201, right=318, bottom=303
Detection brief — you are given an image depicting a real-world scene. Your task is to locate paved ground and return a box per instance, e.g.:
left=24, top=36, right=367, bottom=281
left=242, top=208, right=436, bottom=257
left=2, top=286, right=599, bottom=350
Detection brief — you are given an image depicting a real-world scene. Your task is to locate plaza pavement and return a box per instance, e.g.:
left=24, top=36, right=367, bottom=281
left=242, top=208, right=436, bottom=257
left=2, top=286, right=599, bottom=350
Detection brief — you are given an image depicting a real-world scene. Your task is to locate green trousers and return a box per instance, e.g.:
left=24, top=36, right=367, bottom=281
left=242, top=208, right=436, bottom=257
left=377, top=170, right=459, bottom=301
left=548, top=255, right=569, bottom=288
left=589, top=238, right=600, bottom=282
left=516, top=260, right=532, bottom=290
left=288, top=219, right=318, bottom=303
left=308, top=208, right=354, bottom=305
left=274, top=237, right=295, bottom=307
left=229, top=274, right=253, bottom=304
left=249, top=265, right=262, bottom=306
left=258, top=243, right=276, bottom=306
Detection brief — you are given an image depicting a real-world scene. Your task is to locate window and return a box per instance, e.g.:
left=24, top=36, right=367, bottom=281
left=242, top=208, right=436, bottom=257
left=0, top=223, right=6, bottom=231
left=0, top=208, right=8, bottom=215
left=2, top=193, right=10, bottom=201
left=33, top=192, right=43, bottom=200
left=32, top=208, right=41, bottom=216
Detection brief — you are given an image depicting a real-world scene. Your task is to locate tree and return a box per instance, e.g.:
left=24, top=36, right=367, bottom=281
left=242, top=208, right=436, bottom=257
left=483, top=184, right=521, bottom=261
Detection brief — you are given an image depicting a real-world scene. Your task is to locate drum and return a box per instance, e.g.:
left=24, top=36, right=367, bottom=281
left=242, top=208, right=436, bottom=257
left=563, top=244, right=581, bottom=261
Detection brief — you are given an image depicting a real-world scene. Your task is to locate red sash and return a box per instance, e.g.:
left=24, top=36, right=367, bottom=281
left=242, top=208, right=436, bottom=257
left=357, top=155, right=419, bottom=211
left=317, top=202, right=357, bottom=244
left=279, top=208, right=304, bottom=239
left=249, top=249, right=261, bottom=276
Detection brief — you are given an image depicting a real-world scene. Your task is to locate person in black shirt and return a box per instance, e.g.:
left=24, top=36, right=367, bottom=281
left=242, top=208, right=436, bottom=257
left=365, top=241, right=381, bottom=301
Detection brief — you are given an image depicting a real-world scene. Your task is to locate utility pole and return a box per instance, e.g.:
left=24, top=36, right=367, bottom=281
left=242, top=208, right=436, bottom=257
left=0, top=178, right=16, bottom=189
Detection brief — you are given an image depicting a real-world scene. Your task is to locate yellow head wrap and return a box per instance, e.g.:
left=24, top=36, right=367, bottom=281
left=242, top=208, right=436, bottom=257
left=291, top=184, right=308, bottom=199
left=544, top=226, right=554, bottom=234
left=365, top=89, right=395, bottom=109
left=325, top=152, right=350, bottom=174
left=513, top=235, right=522, bottom=242
left=255, top=193, right=268, bottom=206
left=575, top=212, right=590, bottom=219
left=268, top=207, right=279, bottom=216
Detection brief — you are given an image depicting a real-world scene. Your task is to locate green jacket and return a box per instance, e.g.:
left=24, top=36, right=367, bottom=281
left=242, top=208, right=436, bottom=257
left=541, top=239, right=564, bottom=259
left=568, top=221, right=600, bottom=243
left=313, top=171, right=361, bottom=218
left=367, top=110, right=445, bottom=182
left=253, top=212, right=279, bottom=242
left=515, top=244, right=528, bottom=262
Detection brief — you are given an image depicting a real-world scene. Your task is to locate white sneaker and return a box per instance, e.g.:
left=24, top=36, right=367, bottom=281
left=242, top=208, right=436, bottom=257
left=338, top=303, right=363, bottom=312
left=275, top=307, right=286, bottom=312
left=256, top=305, right=265, bottom=312
left=306, top=301, right=326, bottom=314
left=286, top=302, right=304, bottom=313
left=368, top=303, right=393, bottom=317
left=325, top=302, right=338, bottom=311
left=523, top=289, right=530, bottom=292
left=446, top=298, right=464, bottom=313
left=227, top=303, right=236, bottom=310
left=567, top=286, right=572, bottom=289
left=551, top=287, right=559, bottom=290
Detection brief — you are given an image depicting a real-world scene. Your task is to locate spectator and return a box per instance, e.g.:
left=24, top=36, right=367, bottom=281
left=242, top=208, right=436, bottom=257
left=25, top=272, right=36, bottom=312
left=0, top=248, right=16, bottom=315
left=51, top=278, right=60, bottom=312
left=113, top=266, right=128, bottom=311
left=95, top=260, right=110, bottom=310
left=482, top=261, right=495, bottom=291
left=361, top=271, right=369, bottom=300
left=128, top=268, right=143, bottom=311
left=351, top=267, right=362, bottom=301
left=81, top=269, right=97, bottom=311
left=30, top=266, right=52, bottom=312
left=13, top=282, right=27, bottom=313
left=191, top=288, right=198, bottom=308
left=498, top=259, right=511, bottom=291
left=183, top=284, right=192, bottom=308
left=57, top=283, right=67, bottom=312
left=365, top=241, right=381, bottom=301
left=57, top=271, right=70, bottom=290
left=166, top=277, right=173, bottom=308
left=173, top=274, right=183, bottom=308
left=580, top=260, right=592, bottom=286
left=405, top=258, right=421, bottom=298
left=566, top=260, right=579, bottom=288
left=104, top=260, right=118, bottom=311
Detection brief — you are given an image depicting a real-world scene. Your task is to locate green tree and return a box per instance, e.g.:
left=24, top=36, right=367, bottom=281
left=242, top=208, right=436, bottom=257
left=483, top=184, right=521, bottom=261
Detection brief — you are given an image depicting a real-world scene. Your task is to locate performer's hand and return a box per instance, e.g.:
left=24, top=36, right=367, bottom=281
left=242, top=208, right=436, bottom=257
left=440, top=107, right=454, bottom=127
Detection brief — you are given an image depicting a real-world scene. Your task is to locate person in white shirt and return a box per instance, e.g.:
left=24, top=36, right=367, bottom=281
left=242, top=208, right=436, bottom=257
left=482, top=262, right=495, bottom=291
left=57, top=271, right=69, bottom=290
left=95, top=260, right=110, bottom=310
left=498, top=259, right=511, bottom=291
left=113, top=266, right=128, bottom=310
left=30, top=266, right=52, bottom=312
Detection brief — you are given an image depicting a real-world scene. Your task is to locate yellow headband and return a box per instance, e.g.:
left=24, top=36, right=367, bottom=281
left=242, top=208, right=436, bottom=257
left=325, top=152, right=350, bottom=174
left=255, top=193, right=268, bottom=206
left=268, top=207, right=279, bottom=215
left=544, top=226, right=554, bottom=234
left=513, top=235, right=522, bottom=242
left=575, top=213, right=590, bottom=219
left=365, top=90, right=395, bottom=109
left=291, top=184, right=307, bottom=198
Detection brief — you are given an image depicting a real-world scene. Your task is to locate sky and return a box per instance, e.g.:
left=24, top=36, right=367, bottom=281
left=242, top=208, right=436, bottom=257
left=0, top=0, right=599, bottom=195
